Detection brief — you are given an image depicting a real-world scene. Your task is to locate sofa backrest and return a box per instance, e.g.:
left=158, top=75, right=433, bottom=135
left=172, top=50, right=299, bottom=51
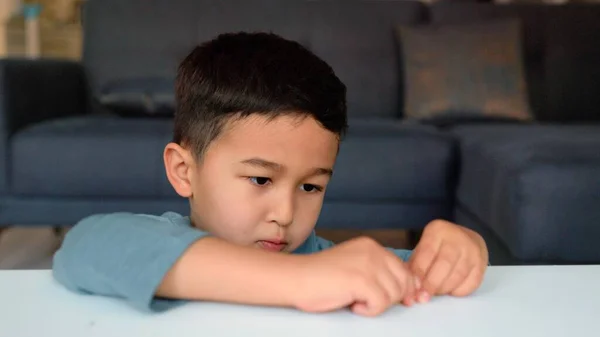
left=306, top=1, right=426, bottom=118
left=430, top=3, right=600, bottom=123
left=81, top=0, right=427, bottom=119
left=540, top=5, right=600, bottom=123
left=82, top=1, right=600, bottom=123
left=81, top=0, right=198, bottom=116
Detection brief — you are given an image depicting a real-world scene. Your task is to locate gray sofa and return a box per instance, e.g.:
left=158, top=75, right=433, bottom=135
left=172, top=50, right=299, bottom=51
left=1, top=0, right=599, bottom=265
left=0, top=0, right=456, bottom=231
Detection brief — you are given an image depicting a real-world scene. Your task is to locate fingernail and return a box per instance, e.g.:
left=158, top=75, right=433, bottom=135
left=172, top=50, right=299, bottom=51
left=418, top=291, right=430, bottom=303
left=405, top=298, right=414, bottom=306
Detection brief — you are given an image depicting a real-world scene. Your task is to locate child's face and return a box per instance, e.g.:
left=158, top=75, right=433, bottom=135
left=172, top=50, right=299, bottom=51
left=165, top=114, right=339, bottom=253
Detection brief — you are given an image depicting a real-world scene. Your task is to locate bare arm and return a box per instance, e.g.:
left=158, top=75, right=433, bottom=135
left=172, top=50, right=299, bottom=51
left=157, top=236, right=306, bottom=308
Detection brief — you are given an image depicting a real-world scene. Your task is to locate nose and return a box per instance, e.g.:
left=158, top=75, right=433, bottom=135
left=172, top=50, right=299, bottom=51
left=268, top=191, right=294, bottom=227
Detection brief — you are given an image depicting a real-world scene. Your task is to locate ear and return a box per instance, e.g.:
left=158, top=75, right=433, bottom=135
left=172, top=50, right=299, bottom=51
left=163, top=142, right=195, bottom=198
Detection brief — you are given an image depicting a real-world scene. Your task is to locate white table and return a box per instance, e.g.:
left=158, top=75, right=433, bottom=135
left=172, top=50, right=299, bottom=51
left=1, top=266, right=599, bottom=337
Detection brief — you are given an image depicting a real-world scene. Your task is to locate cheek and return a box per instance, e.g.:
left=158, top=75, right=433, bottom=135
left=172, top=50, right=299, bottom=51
left=290, top=194, right=325, bottom=242
left=195, top=176, right=263, bottom=238
left=298, top=196, right=323, bottom=223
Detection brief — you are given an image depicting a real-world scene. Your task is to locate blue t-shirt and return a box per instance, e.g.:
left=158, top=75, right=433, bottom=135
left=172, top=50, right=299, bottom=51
left=52, top=212, right=413, bottom=312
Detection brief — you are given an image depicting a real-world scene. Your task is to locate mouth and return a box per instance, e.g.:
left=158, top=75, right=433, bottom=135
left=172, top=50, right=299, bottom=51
left=257, top=240, right=288, bottom=252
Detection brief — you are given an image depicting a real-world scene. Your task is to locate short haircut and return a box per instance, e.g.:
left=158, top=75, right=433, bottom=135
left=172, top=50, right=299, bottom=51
left=173, top=32, right=347, bottom=159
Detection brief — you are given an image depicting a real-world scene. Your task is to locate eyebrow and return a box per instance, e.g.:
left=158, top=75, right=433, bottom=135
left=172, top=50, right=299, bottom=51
left=240, top=158, right=333, bottom=177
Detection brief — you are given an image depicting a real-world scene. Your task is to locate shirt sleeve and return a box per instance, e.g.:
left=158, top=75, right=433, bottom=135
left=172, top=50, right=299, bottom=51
left=313, top=235, right=336, bottom=251
left=52, top=212, right=207, bottom=312
left=387, top=248, right=413, bottom=262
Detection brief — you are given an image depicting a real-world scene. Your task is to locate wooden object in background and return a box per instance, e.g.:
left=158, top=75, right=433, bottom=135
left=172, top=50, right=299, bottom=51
left=23, top=0, right=82, bottom=23
left=0, top=0, right=22, bottom=56
left=3, top=0, right=84, bottom=60
left=315, top=229, right=411, bottom=249
left=6, top=15, right=81, bottom=60
left=23, top=3, right=42, bottom=58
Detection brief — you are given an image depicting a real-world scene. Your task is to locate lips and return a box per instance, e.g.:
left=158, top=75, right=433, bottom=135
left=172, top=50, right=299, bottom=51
left=257, top=240, right=287, bottom=252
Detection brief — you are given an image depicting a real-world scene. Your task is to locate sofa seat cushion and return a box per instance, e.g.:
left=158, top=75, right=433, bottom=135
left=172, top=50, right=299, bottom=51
left=453, top=124, right=600, bottom=262
left=327, top=119, right=457, bottom=202
left=10, top=117, right=456, bottom=204
left=10, top=116, right=176, bottom=198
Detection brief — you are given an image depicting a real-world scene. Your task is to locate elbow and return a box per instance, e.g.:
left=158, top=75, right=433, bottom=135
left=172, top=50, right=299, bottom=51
left=51, top=247, right=83, bottom=293
left=50, top=213, right=114, bottom=294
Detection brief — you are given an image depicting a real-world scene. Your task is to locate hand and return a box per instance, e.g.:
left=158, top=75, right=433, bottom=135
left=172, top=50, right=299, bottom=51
left=409, top=220, right=488, bottom=303
left=294, top=236, right=417, bottom=317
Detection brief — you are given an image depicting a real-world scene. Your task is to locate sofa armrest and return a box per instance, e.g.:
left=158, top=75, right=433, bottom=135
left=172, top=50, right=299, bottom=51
left=0, top=59, right=89, bottom=133
left=453, top=124, right=600, bottom=264
left=0, top=58, right=89, bottom=195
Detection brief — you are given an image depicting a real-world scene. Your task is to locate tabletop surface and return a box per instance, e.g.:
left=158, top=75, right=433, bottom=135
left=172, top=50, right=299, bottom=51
left=1, top=266, right=600, bottom=337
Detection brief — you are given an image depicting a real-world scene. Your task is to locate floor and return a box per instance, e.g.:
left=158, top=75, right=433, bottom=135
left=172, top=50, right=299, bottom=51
left=0, top=227, right=411, bottom=270
left=0, top=227, right=64, bottom=269
left=316, top=229, right=411, bottom=250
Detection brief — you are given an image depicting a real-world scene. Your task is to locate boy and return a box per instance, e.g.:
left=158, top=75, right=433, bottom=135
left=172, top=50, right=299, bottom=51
left=53, top=32, right=488, bottom=317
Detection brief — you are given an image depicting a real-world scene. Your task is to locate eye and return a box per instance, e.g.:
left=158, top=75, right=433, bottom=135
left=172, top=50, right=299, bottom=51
left=301, top=184, right=323, bottom=193
left=249, top=177, right=271, bottom=186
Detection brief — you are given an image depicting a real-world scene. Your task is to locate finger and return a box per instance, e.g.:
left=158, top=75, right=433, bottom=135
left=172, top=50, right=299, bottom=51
left=408, top=239, right=440, bottom=281
left=351, top=277, right=388, bottom=317
left=438, top=257, right=473, bottom=295
left=451, top=265, right=485, bottom=297
left=421, top=243, right=460, bottom=297
left=401, top=273, right=416, bottom=307
left=376, top=268, right=402, bottom=306
left=407, top=274, right=421, bottom=305
left=385, top=256, right=414, bottom=306
left=351, top=302, right=370, bottom=316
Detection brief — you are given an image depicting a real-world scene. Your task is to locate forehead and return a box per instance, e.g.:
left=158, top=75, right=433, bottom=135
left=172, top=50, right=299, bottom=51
left=208, top=114, right=339, bottom=167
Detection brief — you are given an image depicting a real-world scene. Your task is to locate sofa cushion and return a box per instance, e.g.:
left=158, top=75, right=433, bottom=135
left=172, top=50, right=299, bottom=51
left=99, top=77, right=175, bottom=118
left=396, top=18, right=533, bottom=124
left=10, top=116, right=176, bottom=198
left=430, top=3, right=546, bottom=120
left=453, top=124, right=600, bottom=262
left=327, top=119, right=456, bottom=202
left=10, top=117, right=456, bottom=204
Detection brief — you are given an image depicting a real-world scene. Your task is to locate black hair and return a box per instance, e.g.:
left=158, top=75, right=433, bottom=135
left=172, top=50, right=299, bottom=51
left=173, top=32, right=347, bottom=158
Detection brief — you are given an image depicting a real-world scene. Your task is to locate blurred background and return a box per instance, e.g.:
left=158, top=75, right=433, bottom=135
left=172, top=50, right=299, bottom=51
left=0, top=0, right=599, bottom=269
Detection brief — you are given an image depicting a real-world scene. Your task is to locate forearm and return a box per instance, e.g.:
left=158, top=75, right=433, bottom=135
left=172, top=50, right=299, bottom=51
left=157, top=237, right=306, bottom=308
